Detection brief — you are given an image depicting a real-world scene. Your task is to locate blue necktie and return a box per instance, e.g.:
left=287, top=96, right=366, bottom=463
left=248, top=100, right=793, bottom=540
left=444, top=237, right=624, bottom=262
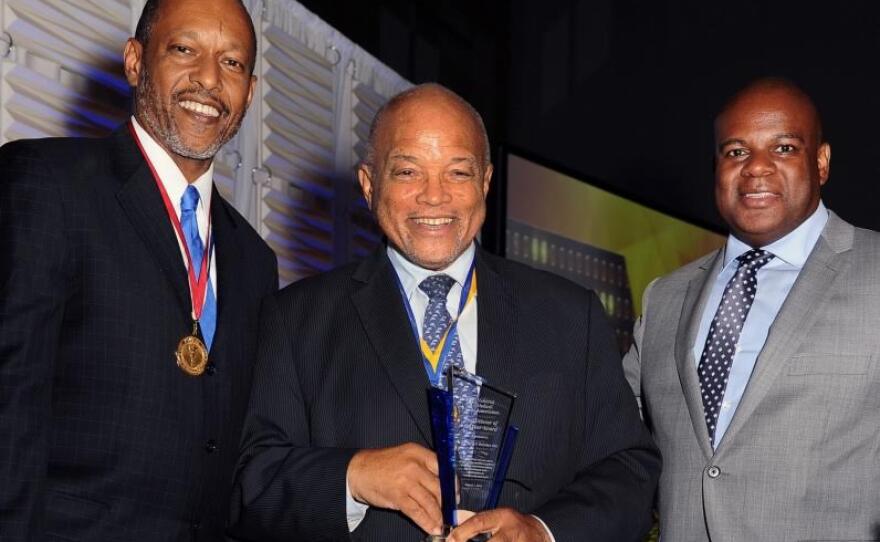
left=419, top=274, right=478, bottom=462
left=180, top=185, right=216, bottom=350
left=698, top=248, right=773, bottom=444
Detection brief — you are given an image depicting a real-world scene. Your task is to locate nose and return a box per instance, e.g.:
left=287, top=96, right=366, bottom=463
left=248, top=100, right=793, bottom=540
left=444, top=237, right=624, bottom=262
left=742, top=151, right=775, bottom=177
left=415, top=173, right=452, bottom=205
left=190, top=56, right=221, bottom=92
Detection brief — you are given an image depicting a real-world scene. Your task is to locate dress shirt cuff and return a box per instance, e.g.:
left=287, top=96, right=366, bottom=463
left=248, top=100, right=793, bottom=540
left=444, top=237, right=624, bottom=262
left=532, top=515, right=556, bottom=542
left=346, top=473, right=370, bottom=532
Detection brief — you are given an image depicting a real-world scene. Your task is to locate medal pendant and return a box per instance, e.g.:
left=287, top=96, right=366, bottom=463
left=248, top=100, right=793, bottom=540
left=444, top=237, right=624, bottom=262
left=176, top=334, right=208, bottom=376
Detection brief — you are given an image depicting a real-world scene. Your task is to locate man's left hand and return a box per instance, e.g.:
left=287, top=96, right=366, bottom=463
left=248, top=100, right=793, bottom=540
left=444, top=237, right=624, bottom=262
left=447, top=508, right=551, bottom=542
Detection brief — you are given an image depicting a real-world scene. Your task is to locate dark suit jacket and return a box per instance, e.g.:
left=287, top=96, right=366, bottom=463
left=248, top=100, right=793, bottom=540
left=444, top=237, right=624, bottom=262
left=230, top=247, right=660, bottom=542
left=0, top=127, right=278, bottom=541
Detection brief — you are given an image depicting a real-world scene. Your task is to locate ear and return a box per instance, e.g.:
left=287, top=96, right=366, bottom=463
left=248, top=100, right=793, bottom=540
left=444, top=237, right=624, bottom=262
left=481, top=163, right=493, bottom=198
left=357, top=164, right=375, bottom=210
left=123, top=38, right=143, bottom=88
left=817, top=142, right=831, bottom=186
left=245, top=74, right=257, bottom=110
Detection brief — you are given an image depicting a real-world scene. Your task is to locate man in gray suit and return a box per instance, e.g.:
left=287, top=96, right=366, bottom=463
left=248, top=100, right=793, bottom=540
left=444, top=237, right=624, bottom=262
left=624, top=77, right=880, bottom=541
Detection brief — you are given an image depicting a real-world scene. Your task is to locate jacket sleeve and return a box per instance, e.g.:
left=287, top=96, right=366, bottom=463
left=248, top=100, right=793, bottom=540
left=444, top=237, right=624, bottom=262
left=622, top=278, right=658, bottom=416
left=228, top=293, right=358, bottom=542
left=534, top=291, right=661, bottom=542
left=0, top=141, right=72, bottom=540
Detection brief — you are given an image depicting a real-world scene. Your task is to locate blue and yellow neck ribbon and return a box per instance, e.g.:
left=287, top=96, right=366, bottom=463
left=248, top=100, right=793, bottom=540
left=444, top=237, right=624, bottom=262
left=395, top=260, right=477, bottom=388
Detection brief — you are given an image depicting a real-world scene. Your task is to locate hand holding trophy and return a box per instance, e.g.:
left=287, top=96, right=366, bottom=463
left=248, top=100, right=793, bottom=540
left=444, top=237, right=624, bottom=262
left=425, top=367, right=519, bottom=542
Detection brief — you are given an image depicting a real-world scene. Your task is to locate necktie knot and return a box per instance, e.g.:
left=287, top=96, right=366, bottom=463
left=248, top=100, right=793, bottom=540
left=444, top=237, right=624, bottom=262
left=736, top=248, right=773, bottom=270
left=181, top=185, right=200, bottom=214
left=419, top=274, right=456, bottom=302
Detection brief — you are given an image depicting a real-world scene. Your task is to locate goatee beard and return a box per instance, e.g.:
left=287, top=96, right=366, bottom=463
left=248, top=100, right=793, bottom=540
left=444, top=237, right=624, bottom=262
left=134, top=68, right=241, bottom=161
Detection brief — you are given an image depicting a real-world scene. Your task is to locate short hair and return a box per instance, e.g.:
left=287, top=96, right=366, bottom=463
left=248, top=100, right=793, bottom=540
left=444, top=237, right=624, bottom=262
left=134, top=0, right=258, bottom=75
left=363, top=83, right=491, bottom=170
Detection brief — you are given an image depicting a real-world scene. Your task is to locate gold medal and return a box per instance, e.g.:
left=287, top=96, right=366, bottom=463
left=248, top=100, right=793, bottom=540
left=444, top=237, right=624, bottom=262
left=176, top=334, right=208, bottom=376
left=176, top=321, right=208, bottom=376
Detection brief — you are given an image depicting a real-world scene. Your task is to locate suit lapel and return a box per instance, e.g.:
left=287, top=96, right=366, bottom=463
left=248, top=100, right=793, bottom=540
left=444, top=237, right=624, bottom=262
left=674, top=250, right=723, bottom=459
left=473, top=250, right=520, bottom=396
left=113, top=127, right=190, bottom=315
left=352, top=250, right=433, bottom=444
left=208, top=190, right=241, bottom=355
left=716, top=214, right=853, bottom=452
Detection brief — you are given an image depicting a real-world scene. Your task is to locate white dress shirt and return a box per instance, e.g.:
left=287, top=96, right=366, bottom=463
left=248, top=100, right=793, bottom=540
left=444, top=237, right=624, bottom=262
left=130, top=116, right=218, bottom=304
left=346, top=243, right=554, bottom=540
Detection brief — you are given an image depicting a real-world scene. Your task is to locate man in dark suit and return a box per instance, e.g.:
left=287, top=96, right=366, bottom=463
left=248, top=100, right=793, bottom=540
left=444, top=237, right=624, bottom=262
left=230, top=84, right=659, bottom=542
left=0, top=0, right=276, bottom=539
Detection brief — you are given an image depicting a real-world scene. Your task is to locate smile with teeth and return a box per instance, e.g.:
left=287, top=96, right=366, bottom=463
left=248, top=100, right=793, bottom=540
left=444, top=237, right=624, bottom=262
left=179, top=100, right=220, bottom=118
left=743, top=191, right=777, bottom=199
left=413, top=217, right=454, bottom=226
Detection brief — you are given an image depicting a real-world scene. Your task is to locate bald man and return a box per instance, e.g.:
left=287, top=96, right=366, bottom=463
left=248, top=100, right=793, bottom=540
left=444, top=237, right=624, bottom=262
left=230, top=84, right=660, bottom=542
left=623, top=78, right=880, bottom=540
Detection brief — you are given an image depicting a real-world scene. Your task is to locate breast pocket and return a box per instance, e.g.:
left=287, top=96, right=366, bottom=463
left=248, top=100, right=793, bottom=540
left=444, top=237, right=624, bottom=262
left=44, top=490, right=109, bottom=541
left=787, top=354, right=871, bottom=376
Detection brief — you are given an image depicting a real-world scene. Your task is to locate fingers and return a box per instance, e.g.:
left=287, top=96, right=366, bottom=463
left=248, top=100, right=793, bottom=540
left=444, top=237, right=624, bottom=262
left=406, top=478, right=443, bottom=533
left=346, top=442, right=444, bottom=534
left=449, top=508, right=549, bottom=542
left=448, top=509, right=500, bottom=542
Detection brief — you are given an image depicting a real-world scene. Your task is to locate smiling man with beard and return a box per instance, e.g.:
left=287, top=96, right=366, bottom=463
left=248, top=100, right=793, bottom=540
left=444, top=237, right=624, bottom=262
left=624, top=78, right=880, bottom=540
left=230, top=83, right=659, bottom=542
left=0, top=0, right=277, bottom=540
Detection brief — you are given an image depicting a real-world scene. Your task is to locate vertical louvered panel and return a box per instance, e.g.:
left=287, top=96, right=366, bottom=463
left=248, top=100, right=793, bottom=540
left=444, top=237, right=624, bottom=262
left=349, top=81, right=386, bottom=260
left=0, top=0, right=132, bottom=141
left=258, top=23, right=337, bottom=284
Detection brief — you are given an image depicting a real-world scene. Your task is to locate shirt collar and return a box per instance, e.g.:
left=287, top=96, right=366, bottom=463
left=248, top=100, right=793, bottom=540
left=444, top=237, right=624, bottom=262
left=723, top=200, right=829, bottom=269
left=388, top=242, right=476, bottom=300
left=131, top=116, right=214, bottom=214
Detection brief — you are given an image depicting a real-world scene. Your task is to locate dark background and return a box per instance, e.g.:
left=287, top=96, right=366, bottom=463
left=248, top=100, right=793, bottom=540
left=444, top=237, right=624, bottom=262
left=302, top=0, right=880, bottom=236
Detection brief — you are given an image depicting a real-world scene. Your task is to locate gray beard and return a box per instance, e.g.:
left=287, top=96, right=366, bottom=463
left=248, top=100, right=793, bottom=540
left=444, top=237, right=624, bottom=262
left=134, top=68, right=234, bottom=161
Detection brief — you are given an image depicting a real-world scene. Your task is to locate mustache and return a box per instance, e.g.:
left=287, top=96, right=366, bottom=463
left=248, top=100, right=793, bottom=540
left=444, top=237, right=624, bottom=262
left=171, top=86, right=230, bottom=116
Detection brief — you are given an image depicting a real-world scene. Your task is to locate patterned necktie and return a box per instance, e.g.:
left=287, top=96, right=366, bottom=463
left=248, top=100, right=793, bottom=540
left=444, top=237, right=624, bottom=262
left=698, top=248, right=774, bottom=443
left=419, top=274, right=479, bottom=461
left=180, top=185, right=217, bottom=350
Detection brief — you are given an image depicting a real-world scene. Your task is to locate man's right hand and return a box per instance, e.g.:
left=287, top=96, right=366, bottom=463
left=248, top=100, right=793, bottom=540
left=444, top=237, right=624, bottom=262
left=347, top=442, right=443, bottom=535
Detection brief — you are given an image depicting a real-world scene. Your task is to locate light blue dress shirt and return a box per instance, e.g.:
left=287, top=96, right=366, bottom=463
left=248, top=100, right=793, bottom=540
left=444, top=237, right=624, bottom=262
left=693, top=201, right=828, bottom=449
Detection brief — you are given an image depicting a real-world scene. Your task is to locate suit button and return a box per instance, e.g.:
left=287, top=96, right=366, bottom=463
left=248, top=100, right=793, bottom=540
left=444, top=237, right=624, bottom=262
left=191, top=521, right=201, bottom=530
left=205, top=439, right=218, bottom=453
left=706, top=466, right=721, bottom=479
left=206, top=363, right=217, bottom=376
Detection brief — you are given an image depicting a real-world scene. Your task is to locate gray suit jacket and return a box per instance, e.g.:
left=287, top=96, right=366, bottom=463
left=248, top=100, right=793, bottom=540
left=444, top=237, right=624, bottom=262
left=624, top=211, right=880, bottom=542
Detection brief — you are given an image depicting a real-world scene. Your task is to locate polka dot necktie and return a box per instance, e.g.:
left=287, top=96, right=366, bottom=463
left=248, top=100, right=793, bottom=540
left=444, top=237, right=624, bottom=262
left=419, top=274, right=479, bottom=461
left=697, top=248, right=774, bottom=444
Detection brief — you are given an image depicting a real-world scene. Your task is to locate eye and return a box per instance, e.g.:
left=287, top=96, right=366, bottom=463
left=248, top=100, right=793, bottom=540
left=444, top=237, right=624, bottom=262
left=450, top=169, right=474, bottom=179
left=724, top=148, right=748, bottom=158
left=171, top=44, right=193, bottom=55
left=223, top=58, right=246, bottom=72
left=775, top=144, right=796, bottom=153
left=393, top=168, right=417, bottom=179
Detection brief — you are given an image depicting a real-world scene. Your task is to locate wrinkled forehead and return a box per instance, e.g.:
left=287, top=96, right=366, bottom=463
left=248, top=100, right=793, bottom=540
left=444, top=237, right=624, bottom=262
left=376, top=97, right=486, bottom=161
left=153, top=0, right=254, bottom=47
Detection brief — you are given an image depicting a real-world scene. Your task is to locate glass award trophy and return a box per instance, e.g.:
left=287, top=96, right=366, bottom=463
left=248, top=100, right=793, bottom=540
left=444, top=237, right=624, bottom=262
left=425, top=367, right=519, bottom=542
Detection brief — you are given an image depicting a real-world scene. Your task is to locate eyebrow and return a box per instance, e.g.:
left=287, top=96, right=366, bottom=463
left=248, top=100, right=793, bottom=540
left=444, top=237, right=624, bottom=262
left=171, top=31, right=247, bottom=52
left=389, top=154, right=420, bottom=162
left=387, top=155, right=477, bottom=165
left=717, top=138, right=745, bottom=151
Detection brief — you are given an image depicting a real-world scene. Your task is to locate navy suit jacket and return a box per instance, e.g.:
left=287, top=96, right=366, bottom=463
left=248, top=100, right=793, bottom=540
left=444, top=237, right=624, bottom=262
left=0, top=127, right=277, bottom=541
left=230, top=247, right=659, bottom=541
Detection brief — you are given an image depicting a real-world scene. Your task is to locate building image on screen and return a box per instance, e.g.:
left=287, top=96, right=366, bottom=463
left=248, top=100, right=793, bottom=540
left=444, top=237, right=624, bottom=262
left=507, top=221, right=635, bottom=352
left=504, top=153, right=725, bottom=353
